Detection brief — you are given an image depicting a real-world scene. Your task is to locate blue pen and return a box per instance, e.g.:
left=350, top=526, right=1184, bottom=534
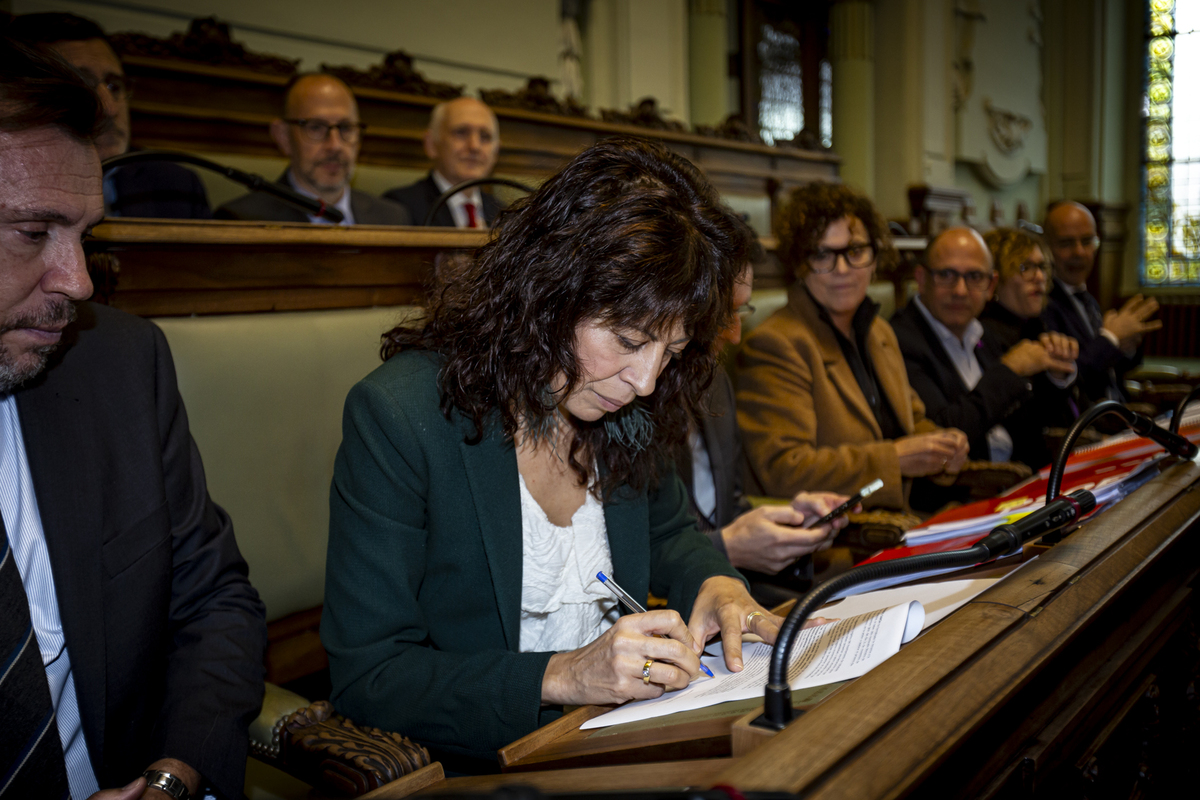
left=596, top=571, right=715, bottom=678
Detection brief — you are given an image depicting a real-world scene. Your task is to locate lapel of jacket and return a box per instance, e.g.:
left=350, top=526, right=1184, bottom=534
left=14, top=363, right=108, bottom=766
left=906, top=303, right=971, bottom=396
left=423, top=174, right=458, bottom=228
left=869, top=319, right=917, bottom=433
left=792, top=287, right=880, bottom=436
left=458, top=419, right=524, bottom=650
left=601, top=484, right=649, bottom=605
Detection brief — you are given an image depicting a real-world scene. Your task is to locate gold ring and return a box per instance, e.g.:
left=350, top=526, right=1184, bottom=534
left=642, top=660, right=654, bottom=685
left=746, top=611, right=764, bottom=628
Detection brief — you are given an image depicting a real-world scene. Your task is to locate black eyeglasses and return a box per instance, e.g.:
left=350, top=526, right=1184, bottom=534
left=928, top=268, right=993, bottom=290
left=1015, top=260, right=1047, bottom=279
left=809, top=242, right=876, bottom=273
left=284, top=118, right=367, bottom=143
left=1051, top=235, right=1099, bottom=251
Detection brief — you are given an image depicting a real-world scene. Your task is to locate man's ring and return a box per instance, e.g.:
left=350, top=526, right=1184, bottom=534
left=642, top=659, right=654, bottom=684
left=746, top=611, right=764, bottom=628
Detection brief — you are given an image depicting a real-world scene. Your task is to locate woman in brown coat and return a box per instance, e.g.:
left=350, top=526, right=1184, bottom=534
left=736, top=183, right=968, bottom=510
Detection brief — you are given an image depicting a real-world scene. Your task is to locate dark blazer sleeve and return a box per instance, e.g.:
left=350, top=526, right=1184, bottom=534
left=146, top=318, right=267, bottom=797
left=892, top=305, right=1031, bottom=461
left=383, top=175, right=455, bottom=227
left=350, top=190, right=412, bottom=225
left=1041, top=286, right=1141, bottom=402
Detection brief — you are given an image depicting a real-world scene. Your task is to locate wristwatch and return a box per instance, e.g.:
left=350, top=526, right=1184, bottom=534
left=142, top=769, right=191, bottom=800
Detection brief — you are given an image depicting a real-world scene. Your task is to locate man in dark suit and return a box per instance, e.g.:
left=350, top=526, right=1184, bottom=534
left=0, top=40, right=265, bottom=800
left=384, top=97, right=501, bottom=227
left=216, top=73, right=410, bottom=225
left=892, top=227, right=1078, bottom=469
left=679, top=263, right=847, bottom=601
left=1041, top=201, right=1159, bottom=404
left=7, top=12, right=212, bottom=220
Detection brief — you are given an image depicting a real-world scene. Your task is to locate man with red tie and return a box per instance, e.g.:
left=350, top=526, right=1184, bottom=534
left=384, top=97, right=502, bottom=228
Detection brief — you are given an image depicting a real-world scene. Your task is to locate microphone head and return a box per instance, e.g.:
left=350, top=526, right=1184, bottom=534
left=1070, top=489, right=1097, bottom=515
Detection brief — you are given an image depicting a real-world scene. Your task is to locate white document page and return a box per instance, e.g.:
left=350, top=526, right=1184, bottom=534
left=820, top=577, right=1001, bottom=628
left=581, top=601, right=924, bottom=730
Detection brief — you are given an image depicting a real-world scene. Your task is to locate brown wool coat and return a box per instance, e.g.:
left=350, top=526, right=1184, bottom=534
left=735, top=285, right=940, bottom=510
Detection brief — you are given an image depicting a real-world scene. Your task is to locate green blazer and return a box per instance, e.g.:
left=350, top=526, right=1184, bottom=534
left=322, top=351, right=741, bottom=763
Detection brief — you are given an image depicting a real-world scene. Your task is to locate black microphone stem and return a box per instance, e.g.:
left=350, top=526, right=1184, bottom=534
left=101, top=149, right=345, bottom=223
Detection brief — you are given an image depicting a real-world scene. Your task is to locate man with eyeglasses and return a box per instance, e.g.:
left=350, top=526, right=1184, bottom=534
left=892, top=227, right=1078, bottom=470
left=1042, top=201, right=1160, bottom=404
left=215, top=73, right=410, bottom=225
left=6, top=12, right=212, bottom=219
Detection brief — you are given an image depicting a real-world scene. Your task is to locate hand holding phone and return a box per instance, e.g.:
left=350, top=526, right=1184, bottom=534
left=808, top=478, right=883, bottom=528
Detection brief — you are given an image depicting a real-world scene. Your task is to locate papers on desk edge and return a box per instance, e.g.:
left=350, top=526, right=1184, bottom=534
left=581, top=601, right=923, bottom=730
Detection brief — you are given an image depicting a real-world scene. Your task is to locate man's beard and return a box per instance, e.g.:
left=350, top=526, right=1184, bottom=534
left=0, top=300, right=77, bottom=394
left=303, top=156, right=353, bottom=194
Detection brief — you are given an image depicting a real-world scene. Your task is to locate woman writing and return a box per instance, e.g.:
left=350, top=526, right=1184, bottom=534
left=736, top=182, right=969, bottom=511
left=322, top=139, right=793, bottom=770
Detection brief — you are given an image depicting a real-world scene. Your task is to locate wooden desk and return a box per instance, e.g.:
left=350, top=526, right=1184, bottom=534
left=85, top=219, right=483, bottom=316
left=429, top=458, right=1200, bottom=796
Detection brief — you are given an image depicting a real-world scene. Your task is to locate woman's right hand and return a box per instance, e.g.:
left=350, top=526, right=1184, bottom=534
left=540, top=610, right=703, bottom=706
left=895, top=429, right=969, bottom=477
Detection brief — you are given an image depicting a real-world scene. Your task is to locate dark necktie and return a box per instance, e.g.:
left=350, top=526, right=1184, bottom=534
left=0, top=515, right=70, bottom=799
left=1077, top=289, right=1105, bottom=335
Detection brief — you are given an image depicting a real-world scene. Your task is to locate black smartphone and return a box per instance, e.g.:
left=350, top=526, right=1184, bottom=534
left=808, top=478, right=883, bottom=527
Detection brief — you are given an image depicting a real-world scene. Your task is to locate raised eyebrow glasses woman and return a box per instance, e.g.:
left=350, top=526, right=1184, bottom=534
left=735, top=181, right=969, bottom=512
left=320, top=137, right=802, bottom=772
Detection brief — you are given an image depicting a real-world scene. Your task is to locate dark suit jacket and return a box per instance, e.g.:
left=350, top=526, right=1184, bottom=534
left=890, top=301, right=1034, bottom=463
left=107, top=161, right=212, bottom=219
left=383, top=172, right=501, bottom=227
left=1041, top=279, right=1140, bottom=404
left=679, top=369, right=750, bottom=546
left=214, top=173, right=411, bottom=225
left=322, top=350, right=741, bottom=766
left=13, top=303, right=267, bottom=799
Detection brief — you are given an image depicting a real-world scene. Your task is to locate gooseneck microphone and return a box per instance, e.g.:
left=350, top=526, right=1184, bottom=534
left=757, top=489, right=1096, bottom=731
left=102, top=149, right=345, bottom=223
left=1046, top=400, right=1197, bottom=502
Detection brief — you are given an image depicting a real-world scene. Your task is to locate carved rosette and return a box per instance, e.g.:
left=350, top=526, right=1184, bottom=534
left=279, top=700, right=432, bottom=797
left=480, top=77, right=589, bottom=118
left=322, top=51, right=463, bottom=100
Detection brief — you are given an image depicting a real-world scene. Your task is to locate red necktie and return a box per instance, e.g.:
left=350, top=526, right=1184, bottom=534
left=464, top=202, right=479, bottom=229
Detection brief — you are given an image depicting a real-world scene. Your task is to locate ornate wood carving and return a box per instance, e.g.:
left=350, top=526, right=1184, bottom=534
left=694, top=113, right=763, bottom=145
left=480, top=77, right=588, bottom=118
left=599, top=98, right=686, bottom=133
left=322, top=51, right=463, bottom=100
left=281, top=700, right=432, bottom=797
left=110, top=17, right=298, bottom=76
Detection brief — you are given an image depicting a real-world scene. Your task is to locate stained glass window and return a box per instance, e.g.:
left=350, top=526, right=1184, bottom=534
left=758, top=23, right=803, bottom=145
left=1142, top=0, right=1200, bottom=285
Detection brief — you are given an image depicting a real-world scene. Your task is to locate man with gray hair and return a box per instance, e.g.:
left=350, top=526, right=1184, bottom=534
left=385, top=96, right=501, bottom=227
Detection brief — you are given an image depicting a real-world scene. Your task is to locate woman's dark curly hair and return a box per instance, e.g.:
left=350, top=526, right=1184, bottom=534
left=775, top=182, right=896, bottom=285
left=382, top=137, right=752, bottom=496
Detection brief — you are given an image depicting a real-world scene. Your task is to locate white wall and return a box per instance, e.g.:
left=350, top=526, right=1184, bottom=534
left=13, top=0, right=562, bottom=96
left=584, top=0, right=690, bottom=123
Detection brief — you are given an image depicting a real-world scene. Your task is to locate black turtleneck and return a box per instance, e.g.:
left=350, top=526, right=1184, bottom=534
left=807, top=286, right=906, bottom=440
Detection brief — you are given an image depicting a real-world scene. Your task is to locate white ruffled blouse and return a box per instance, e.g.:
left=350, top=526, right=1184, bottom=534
left=517, top=472, right=618, bottom=652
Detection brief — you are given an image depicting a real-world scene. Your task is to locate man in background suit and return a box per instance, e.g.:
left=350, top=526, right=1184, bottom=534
left=0, top=39, right=265, bottom=800
left=680, top=262, right=848, bottom=601
left=892, top=227, right=1077, bottom=469
left=6, top=12, right=212, bottom=220
left=385, top=97, right=501, bottom=227
left=1041, top=201, right=1159, bottom=404
left=216, top=73, right=410, bottom=225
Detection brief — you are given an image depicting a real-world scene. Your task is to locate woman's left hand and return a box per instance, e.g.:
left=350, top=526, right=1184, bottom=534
left=685, top=575, right=829, bottom=672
